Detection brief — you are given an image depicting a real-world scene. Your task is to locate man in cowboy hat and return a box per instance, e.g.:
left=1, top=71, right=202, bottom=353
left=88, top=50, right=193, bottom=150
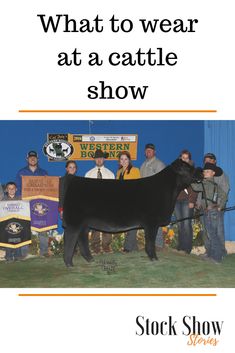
left=85, top=149, right=115, bottom=253
left=198, top=153, right=230, bottom=258
left=85, top=149, right=115, bottom=179
left=192, top=163, right=227, bottom=263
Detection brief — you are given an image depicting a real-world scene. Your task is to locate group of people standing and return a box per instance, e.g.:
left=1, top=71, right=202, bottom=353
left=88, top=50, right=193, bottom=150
left=0, top=144, right=230, bottom=265
left=175, top=151, right=229, bottom=263
left=59, top=143, right=166, bottom=255
left=59, top=144, right=230, bottom=264
left=0, top=151, right=48, bottom=261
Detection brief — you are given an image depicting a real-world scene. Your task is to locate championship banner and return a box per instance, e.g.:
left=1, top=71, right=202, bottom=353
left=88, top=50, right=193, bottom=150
left=0, top=200, right=31, bottom=248
left=22, top=176, right=59, bottom=232
left=43, top=133, right=138, bottom=161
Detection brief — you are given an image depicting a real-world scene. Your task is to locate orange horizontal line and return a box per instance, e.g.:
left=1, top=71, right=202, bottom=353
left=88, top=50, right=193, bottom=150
left=18, top=293, right=216, bottom=297
left=18, top=110, right=217, bottom=113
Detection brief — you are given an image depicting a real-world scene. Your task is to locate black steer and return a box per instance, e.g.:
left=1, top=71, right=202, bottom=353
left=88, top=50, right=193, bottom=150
left=63, top=159, right=198, bottom=267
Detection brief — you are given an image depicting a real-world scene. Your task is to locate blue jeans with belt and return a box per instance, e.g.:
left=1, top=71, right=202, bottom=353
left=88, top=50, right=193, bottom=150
left=175, top=200, right=194, bottom=253
left=203, top=209, right=224, bottom=262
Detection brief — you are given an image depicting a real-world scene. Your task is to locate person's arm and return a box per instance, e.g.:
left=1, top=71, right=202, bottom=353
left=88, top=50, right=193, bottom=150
left=153, top=160, right=166, bottom=174
left=0, top=183, right=4, bottom=200
left=85, top=170, right=93, bottom=178
left=58, top=177, right=63, bottom=207
left=135, top=168, right=141, bottom=179
left=221, top=173, right=230, bottom=196
left=110, top=171, right=115, bottom=179
left=191, top=182, right=203, bottom=192
left=188, top=186, right=198, bottom=208
left=58, top=177, right=64, bottom=219
left=139, top=162, right=145, bottom=177
left=116, top=169, right=121, bottom=180
left=129, top=167, right=141, bottom=179
left=217, top=185, right=227, bottom=210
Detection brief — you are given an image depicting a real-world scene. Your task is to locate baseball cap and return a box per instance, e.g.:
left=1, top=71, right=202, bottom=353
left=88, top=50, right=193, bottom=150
left=145, top=143, right=155, bottom=150
left=27, top=151, right=38, bottom=158
left=204, top=153, right=216, bottom=161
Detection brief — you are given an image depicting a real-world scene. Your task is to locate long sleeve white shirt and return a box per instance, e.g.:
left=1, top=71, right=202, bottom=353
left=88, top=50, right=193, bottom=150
left=85, top=166, right=115, bottom=179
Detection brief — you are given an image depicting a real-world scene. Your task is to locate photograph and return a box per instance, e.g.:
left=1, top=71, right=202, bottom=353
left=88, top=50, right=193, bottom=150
left=0, top=120, right=234, bottom=288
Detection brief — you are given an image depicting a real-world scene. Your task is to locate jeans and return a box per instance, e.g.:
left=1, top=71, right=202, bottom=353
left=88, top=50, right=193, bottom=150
left=201, top=211, right=227, bottom=257
left=21, top=232, right=49, bottom=257
left=155, top=227, right=164, bottom=247
left=21, top=245, right=28, bottom=257
left=37, top=232, right=49, bottom=256
left=203, top=209, right=224, bottom=262
left=5, top=247, right=22, bottom=261
left=123, top=230, right=138, bottom=251
left=174, top=200, right=194, bottom=253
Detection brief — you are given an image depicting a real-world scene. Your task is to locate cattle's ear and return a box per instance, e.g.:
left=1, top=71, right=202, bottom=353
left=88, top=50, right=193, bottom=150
left=171, top=159, right=182, bottom=172
left=193, top=167, right=204, bottom=182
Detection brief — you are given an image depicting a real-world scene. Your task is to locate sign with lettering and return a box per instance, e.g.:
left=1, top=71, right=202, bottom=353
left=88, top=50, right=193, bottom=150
left=0, top=200, right=31, bottom=248
left=43, top=133, right=138, bottom=161
left=22, top=176, right=59, bottom=232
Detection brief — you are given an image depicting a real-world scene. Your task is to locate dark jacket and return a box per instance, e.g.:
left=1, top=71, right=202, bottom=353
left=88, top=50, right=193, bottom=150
left=177, top=186, right=198, bottom=203
left=191, top=178, right=227, bottom=210
left=59, top=174, right=76, bottom=210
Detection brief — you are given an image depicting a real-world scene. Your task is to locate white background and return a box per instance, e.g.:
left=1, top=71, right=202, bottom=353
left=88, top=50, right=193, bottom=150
left=0, top=0, right=234, bottom=119
left=0, top=289, right=233, bottom=352
left=0, top=1, right=234, bottom=352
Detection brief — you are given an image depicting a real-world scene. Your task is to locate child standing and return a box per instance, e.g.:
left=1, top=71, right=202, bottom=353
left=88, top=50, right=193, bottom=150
left=3, top=182, right=22, bottom=261
left=191, top=163, right=227, bottom=263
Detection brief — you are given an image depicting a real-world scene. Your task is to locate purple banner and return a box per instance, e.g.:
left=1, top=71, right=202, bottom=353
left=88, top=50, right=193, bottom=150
left=30, top=198, right=58, bottom=232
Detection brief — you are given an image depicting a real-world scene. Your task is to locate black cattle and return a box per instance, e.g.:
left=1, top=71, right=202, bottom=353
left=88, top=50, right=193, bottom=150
left=63, top=159, right=199, bottom=267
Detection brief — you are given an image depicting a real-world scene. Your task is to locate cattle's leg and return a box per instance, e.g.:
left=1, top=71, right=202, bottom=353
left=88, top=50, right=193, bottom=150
left=144, top=226, right=158, bottom=261
left=77, top=227, right=94, bottom=263
left=63, top=227, right=79, bottom=267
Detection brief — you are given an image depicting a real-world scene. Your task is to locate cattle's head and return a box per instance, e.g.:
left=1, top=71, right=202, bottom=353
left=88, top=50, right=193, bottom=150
left=171, top=159, right=203, bottom=187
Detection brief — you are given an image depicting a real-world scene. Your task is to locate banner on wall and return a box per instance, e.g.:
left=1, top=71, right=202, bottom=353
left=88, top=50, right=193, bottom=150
left=22, top=176, right=59, bottom=232
left=43, top=133, right=138, bottom=161
left=0, top=200, right=31, bottom=248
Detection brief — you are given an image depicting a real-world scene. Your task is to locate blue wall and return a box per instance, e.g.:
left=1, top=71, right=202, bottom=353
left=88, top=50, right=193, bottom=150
left=1, top=120, right=233, bottom=240
left=0, top=120, right=204, bottom=183
left=204, top=121, right=235, bottom=241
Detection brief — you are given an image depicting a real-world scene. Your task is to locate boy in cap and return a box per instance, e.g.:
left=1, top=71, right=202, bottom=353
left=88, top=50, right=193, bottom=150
left=3, top=182, right=22, bottom=261
left=192, top=163, right=227, bottom=263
